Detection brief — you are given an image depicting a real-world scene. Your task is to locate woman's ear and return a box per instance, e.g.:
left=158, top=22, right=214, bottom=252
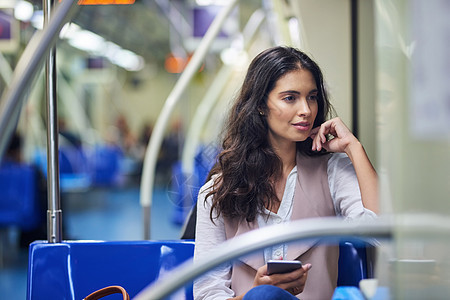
left=257, top=107, right=265, bottom=116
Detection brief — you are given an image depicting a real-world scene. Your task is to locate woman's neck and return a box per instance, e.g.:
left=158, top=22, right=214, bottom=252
left=274, top=143, right=297, bottom=178
left=268, top=145, right=296, bottom=214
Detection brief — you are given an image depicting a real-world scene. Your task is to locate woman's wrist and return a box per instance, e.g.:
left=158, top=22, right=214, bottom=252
left=344, top=140, right=363, bottom=160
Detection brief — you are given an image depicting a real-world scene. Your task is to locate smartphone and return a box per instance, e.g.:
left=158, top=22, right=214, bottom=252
left=267, top=260, right=303, bottom=275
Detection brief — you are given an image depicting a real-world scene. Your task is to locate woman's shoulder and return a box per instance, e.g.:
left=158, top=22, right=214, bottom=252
left=199, top=173, right=221, bottom=194
left=327, top=152, right=352, bottom=168
left=327, top=152, right=356, bottom=183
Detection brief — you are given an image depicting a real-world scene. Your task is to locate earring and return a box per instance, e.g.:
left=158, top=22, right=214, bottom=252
left=259, top=111, right=264, bottom=116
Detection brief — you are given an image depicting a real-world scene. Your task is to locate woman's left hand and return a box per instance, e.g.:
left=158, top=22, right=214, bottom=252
left=252, top=263, right=311, bottom=296
left=310, top=117, right=379, bottom=214
left=309, top=117, right=359, bottom=154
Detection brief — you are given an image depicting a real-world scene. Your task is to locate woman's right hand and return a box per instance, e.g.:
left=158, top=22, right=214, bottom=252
left=252, top=263, right=312, bottom=296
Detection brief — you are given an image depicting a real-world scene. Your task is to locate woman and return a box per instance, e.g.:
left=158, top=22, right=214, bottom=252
left=194, top=46, right=378, bottom=300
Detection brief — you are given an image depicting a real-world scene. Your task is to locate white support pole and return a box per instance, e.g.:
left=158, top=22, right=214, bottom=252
left=181, top=9, right=265, bottom=176
left=139, top=0, right=239, bottom=240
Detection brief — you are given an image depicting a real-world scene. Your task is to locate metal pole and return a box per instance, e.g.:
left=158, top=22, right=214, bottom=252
left=351, top=0, right=359, bottom=138
left=43, top=0, right=62, bottom=243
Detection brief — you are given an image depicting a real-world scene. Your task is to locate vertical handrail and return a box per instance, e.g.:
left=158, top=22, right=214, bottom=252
left=181, top=9, right=265, bottom=176
left=270, top=0, right=292, bottom=45
left=0, top=0, right=79, bottom=161
left=139, top=0, right=239, bottom=240
left=43, top=0, right=62, bottom=243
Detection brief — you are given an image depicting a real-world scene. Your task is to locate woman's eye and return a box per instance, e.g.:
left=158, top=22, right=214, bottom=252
left=282, top=95, right=295, bottom=102
left=308, top=94, right=318, bottom=101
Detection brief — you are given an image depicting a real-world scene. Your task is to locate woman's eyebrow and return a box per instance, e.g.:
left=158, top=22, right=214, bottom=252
left=278, top=89, right=318, bottom=95
left=278, top=90, right=300, bottom=95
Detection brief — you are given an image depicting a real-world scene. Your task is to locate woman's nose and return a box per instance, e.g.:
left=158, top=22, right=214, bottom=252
left=297, top=98, right=311, bottom=116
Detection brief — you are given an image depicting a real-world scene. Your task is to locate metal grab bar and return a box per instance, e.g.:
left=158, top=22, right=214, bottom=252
left=134, top=216, right=394, bottom=300
left=180, top=9, right=266, bottom=176
left=0, top=0, right=79, bottom=161
left=139, top=0, right=239, bottom=240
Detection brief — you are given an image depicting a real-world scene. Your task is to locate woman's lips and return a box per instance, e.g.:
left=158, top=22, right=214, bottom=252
left=292, top=122, right=310, bottom=131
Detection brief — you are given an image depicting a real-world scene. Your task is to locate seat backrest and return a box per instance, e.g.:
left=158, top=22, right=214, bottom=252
left=27, top=240, right=195, bottom=300
left=88, top=144, right=123, bottom=186
left=337, top=240, right=375, bottom=287
left=27, top=239, right=373, bottom=300
left=0, top=162, right=39, bottom=229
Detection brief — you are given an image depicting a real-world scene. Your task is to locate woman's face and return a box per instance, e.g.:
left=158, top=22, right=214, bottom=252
left=266, top=68, right=318, bottom=150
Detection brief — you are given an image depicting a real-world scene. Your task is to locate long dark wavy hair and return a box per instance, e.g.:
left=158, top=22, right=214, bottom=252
left=206, top=46, right=333, bottom=223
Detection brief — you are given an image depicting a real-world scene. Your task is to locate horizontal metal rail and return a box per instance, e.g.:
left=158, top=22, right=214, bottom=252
left=134, top=216, right=394, bottom=300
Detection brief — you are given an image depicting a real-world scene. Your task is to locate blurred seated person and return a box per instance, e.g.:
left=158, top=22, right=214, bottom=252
left=59, top=118, right=82, bottom=148
left=2, top=132, right=47, bottom=247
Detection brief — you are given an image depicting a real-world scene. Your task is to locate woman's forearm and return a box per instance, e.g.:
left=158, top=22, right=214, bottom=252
left=345, top=141, right=379, bottom=214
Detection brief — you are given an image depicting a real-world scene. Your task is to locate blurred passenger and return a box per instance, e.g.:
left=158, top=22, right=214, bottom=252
left=136, top=122, right=153, bottom=161
left=2, top=132, right=47, bottom=247
left=4, top=133, right=22, bottom=163
left=133, top=122, right=153, bottom=182
left=115, top=114, right=138, bottom=156
left=139, top=123, right=153, bottom=148
left=59, top=118, right=82, bottom=149
left=194, top=46, right=379, bottom=300
left=104, top=114, right=141, bottom=183
left=156, top=119, right=184, bottom=186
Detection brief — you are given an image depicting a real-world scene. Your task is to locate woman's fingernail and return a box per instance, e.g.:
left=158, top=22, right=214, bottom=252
left=305, top=264, right=312, bottom=270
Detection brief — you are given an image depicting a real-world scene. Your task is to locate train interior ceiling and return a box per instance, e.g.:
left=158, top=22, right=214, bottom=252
left=1, top=0, right=450, bottom=299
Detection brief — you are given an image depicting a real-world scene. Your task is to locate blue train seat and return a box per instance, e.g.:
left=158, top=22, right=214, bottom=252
left=27, top=240, right=195, bottom=300
left=59, top=146, right=92, bottom=191
left=33, top=147, right=92, bottom=192
left=332, top=286, right=366, bottom=300
left=338, top=240, right=375, bottom=287
left=88, top=144, right=124, bottom=187
left=33, top=144, right=125, bottom=191
left=27, top=239, right=373, bottom=300
left=0, top=161, right=40, bottom=230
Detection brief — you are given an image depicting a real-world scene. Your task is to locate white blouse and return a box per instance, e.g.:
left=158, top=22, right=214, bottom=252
left=193, top=153, right=377, bottom=300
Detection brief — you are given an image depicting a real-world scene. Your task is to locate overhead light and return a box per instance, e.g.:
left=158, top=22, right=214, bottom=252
left=78, top=0, right=135, bottom=4
left=60, top=23, right=145, bottom=71
left=220, top=47, right=247, bottom=67
left=67, top=29, right=106, bottom=54
left=59, top=22, right=82, bottom=39
left=31, top=19, right=145, bottom=71
left=14, top=0, right=34, bottom=22
left=30, top=10, right=43, bottom=29
left=195, top=0, right=229, bottom=6
left=109, top=49, right=145, bottom=71
left=288, top=17, right=302, bottom=48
